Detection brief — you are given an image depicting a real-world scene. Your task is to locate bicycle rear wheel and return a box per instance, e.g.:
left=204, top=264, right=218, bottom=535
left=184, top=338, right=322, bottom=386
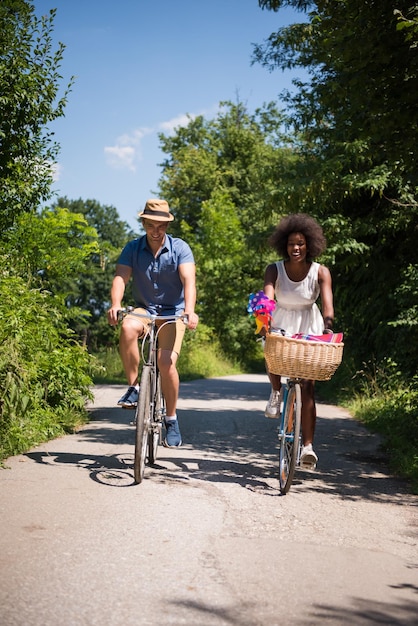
left=148, top=370, right=164, bottom=465
left=278, top=383, right=301, bottom=494
left=134, top=365, right=152, bottom=484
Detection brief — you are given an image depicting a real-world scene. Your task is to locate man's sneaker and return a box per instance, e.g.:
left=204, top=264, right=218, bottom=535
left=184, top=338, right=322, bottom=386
left=117, top=386, right=138, bottom=409
left=300, top=443, right=318, bottom=469
left=164, top=419, right=182, bottom=447
left=265, top=390, right=280, bottom=418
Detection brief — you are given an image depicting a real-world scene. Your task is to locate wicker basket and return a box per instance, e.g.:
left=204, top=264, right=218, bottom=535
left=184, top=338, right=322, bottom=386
left=264, top=333, right=344, bottom=381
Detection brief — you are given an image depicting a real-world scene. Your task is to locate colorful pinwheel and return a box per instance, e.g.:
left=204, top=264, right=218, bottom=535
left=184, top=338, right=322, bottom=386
left=247, top=291, right=276, bottom=333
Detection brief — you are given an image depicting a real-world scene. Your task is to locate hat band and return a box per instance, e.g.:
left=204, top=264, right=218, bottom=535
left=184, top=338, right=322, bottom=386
left=142, top=208, right=171, bottom=218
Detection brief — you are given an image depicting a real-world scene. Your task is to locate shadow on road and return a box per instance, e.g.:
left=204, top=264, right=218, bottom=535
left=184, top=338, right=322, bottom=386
left=167, top=594, right=418, bottom=626
left=25, top=392, right=412, bottom=503
left=306, top=594, right=418, bottom=625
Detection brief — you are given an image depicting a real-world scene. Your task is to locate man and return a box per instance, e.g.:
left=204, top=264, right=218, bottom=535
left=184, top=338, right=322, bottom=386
left=107, top=199, right=198, bottom=447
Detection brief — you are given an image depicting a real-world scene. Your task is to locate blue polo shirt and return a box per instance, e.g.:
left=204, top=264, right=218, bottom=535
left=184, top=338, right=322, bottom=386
left=117, top=234, right=194, bottom=315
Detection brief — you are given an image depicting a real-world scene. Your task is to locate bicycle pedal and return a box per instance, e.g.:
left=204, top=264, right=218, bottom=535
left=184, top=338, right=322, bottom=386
left=300, top=461, right=317, bottom=471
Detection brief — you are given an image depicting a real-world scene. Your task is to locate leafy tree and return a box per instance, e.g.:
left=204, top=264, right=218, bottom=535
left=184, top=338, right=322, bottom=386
left=192, top=190, right=250, bottom=358
left=253, top=0, right=418, bottom=377
left=0, top=3, right=101, bottom=460
left=158, top=101, right=298, bottom=362
left=49, top=198, right=136, bottom=349
left=0, top=1, right=73, bottom=232
left=4, top=207, right=98, bottom=291
left=0, top=207, right=101, bottom=459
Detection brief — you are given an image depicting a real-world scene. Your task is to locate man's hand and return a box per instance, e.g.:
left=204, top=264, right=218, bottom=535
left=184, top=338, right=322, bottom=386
left=185, top=312, right=199, bottom=330
left=107, top=305, right=121, bottom=326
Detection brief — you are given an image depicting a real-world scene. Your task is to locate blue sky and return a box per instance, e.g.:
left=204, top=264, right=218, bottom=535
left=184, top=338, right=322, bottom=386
left=34, top=0, right=304, bottom=231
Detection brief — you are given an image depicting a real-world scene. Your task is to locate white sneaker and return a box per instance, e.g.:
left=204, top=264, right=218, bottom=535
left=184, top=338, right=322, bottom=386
left=265, top=390, right=280, bottom=418
left=300, top=443, right=318, bottom=469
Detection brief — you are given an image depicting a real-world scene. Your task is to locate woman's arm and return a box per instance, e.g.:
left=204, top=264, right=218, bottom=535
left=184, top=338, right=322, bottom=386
left=318, top=265, right=334, bottom=331
left=263, top=263, right=278, bottom=300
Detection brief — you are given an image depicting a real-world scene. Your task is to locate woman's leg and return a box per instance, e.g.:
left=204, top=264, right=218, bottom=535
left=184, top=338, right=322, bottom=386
left=265, top=369, right=282, bottom=418
left=301, top=379, right=316, bottom=445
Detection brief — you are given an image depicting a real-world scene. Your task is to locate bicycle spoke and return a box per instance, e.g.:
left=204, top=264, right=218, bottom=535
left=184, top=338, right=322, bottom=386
left=278, top=383, right=301, bottom=494
left=134, top=365, right=152, bottom=483
left=148, top=371, right=164, bottom=465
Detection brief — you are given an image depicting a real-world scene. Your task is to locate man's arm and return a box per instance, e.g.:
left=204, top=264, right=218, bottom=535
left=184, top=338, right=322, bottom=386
left=107, top=264, right=132, bottom=326
left=178, top=262, right=198, bottom=330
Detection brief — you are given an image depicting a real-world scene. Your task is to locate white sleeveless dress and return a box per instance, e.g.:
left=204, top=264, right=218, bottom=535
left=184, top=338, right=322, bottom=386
left=271, top=261, right=324, bottom=335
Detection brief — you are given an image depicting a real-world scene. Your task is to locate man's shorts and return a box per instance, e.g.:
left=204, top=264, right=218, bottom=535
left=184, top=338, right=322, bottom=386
left=126, top=307, right=186, bottom=355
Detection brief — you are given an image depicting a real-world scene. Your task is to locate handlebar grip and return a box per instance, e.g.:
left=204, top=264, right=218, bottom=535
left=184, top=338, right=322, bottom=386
left=117, top=306, right=135, bottom=322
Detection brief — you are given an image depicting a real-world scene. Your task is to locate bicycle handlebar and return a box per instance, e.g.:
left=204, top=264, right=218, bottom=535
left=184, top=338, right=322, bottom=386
left=117, top=307, right=189, bottom=325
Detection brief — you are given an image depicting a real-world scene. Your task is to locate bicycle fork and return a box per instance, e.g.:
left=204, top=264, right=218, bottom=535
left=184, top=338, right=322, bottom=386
left=277, top=384, right=302, bottom=466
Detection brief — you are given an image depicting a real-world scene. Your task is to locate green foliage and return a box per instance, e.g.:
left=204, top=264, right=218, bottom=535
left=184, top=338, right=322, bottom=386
left=0, top=2, right=98, bottom=461
left=252, top=0, right=418, bottom=379
left=158, top=101, right=296, bottom=363
left=191, top=190, right=253, bottom=361
left=0, top=2, right=73, bottom=232
left=256, top=1, right=417, bottom=180
left=349, top=362, right=418, bottom=493
left=0, top=276, right=95, bottom=460
left=0, top=206, right=102, bottom=459
left=5, top=206, right=99, bottom=288
left=52, top=197, right=136, bottom=350
left=178, top=322, right=241, bottom=379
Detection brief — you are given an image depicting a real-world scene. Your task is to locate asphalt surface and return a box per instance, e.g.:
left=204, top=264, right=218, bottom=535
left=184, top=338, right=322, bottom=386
left=0, top=374, right=417, bottom=625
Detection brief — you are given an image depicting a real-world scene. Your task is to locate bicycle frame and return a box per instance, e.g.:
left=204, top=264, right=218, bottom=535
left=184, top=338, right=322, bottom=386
left=118, top=308, right=188, bottom=484
left=277, top=376, right=302, bottom=494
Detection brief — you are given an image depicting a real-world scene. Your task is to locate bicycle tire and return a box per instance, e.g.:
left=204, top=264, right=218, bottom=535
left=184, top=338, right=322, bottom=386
left=134, top=365, right=152, bottom=484
left=279, top=383, right=302, bottom=494
left=148, top=371, right=164, bottom=465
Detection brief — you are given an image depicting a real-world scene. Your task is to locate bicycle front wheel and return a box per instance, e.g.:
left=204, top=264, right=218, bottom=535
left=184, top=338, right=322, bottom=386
left=148, top=371, right=164, bottom=465
left=134, top=365, right=152, bottom=484
left=279, top=383, right=302, bottom=494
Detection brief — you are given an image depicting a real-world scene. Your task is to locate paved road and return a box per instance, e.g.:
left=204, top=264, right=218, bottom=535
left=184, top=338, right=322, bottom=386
left=1, top=374, right=417, bottom=625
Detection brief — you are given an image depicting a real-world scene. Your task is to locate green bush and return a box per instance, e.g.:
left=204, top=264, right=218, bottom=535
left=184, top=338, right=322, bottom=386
left=178, top=323, right=241, bottom=379
left=349, top=362, right=418, bottom=493
left=0, top=276, right=95, bottom=460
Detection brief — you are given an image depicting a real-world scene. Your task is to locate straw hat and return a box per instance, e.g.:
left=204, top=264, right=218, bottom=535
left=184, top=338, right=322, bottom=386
left=138, top=199, right=174, bottom=222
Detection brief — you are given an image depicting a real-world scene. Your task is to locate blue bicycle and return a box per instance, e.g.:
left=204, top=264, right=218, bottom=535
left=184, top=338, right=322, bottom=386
left=264, top=332, right=344, bottom=494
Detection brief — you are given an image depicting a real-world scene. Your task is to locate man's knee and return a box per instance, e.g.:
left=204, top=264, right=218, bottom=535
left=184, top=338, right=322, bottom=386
left=121, top=320, right=144, bottom=340
left=158, top=350, right=178, bottom=370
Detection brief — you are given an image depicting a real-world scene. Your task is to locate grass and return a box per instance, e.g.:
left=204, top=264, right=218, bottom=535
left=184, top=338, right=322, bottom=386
left=347, top=384, right=418, bottom=494
left=317, top=359, right=418, bottom=495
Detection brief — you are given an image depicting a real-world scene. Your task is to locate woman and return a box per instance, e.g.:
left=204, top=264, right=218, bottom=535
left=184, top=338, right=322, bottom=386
left=263, top=213, right=334, bottom=468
